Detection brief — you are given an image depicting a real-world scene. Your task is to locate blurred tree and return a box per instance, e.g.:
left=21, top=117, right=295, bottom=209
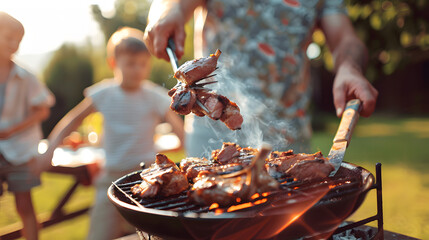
left=346, top=0, right=429, bottom=78
left=91, top=0, right=150, bottom=43
left=91, top=0, right=195, bottom=90
left=42, top=44, right=94, bottom=136
left=311, top=0, right=429, bottom=115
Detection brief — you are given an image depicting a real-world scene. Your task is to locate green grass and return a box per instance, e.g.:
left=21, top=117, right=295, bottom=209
left=1, top=116, right=428, bottom=239
left=312, top=116, right=429, bottom=239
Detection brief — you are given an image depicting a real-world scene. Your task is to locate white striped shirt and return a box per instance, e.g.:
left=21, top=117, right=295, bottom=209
left=85, top=79, right=170, bottom=171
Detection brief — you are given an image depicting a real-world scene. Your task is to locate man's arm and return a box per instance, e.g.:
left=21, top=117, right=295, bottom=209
left=144, top=0, right=205, bottom=60
left=321, top=14, right=378, bottom=117
left=0, top=105, right=50, bottom=139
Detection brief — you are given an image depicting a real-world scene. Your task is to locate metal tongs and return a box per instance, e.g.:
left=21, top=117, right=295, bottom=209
left=166, top=39, right=210, bottom=113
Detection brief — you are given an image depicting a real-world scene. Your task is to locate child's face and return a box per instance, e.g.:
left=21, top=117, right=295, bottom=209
left=115, top=52, right=151, bottom=89
left=0, top=24, right=23, bottom=60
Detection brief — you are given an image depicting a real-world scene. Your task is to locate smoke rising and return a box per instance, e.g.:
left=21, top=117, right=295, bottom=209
left=197, top=56, right=298, bottom=155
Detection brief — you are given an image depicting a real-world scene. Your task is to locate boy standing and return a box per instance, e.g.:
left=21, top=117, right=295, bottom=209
left=0, top=12, right=55, bottom=240
left=41, top=27, right=184, bottom=240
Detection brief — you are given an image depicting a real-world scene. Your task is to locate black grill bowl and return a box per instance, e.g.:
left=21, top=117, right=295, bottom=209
left=108, top=162, right=374, bottom=240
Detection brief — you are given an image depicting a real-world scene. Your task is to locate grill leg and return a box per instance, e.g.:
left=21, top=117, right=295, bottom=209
left=374, top=163, right=384, bottom=240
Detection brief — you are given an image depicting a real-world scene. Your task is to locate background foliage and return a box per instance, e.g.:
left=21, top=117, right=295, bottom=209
left=42, top=44, right=94, bottom=136
left=313, top=0, right=429, bottom=115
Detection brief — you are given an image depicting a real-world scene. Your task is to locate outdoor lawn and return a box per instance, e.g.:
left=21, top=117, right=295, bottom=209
left=0, top=115, right=428, bottom=240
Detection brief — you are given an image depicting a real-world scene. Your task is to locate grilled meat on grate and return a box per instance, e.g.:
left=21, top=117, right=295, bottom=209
left=131, top=154, right=189, bottom=198
left=266, top=150, right=334, bottom=180
left=188, top=145, right=279, bottom=206
left=131, top=143, right=335, bottom=204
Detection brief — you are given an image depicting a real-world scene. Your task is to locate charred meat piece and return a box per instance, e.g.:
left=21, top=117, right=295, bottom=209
left=131, top=154, right=189, bottom=198
left=186, top=162, right=245, bottom=183
left=197, top=91, right=243, bottom=130
left=170, top=87, right=196, bottom=115
left=220, top=101, right=243, bottom=130
left=265, top=150, right=334, bottom=181
left=286, top=158, right=335, bottom=181
left=180, top=157, right=213, bottom=181
left=195, top=90, right=225, bottom=120
left=189, top=145, right=279, bottom=207
left=174, top=49, right=221, bottom=86
left=211, top=142, right=258, bottom=165
left=179, top=156, right=245, bottom=182
left=212, top=142, right=240, bottom=164
left=171, top=89, right=243, bottom=130
left=180, top=157, right=211, bottom=173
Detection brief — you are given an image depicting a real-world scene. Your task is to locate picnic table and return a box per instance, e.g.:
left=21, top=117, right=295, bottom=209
left=0, top=146, right=104, bottom=240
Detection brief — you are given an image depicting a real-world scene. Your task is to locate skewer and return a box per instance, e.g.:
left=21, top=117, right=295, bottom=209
left=194, top=74, right=218, bottom=83
left=191, top=87, right=212, bottom=91
left=193, top=80, right=218, bottom=87
left=196, top=101, right=210, bottom=115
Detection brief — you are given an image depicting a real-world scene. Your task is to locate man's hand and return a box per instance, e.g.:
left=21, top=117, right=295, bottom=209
left=143, top=0, right=204, bottom=61
left=333, top=61, right=378, bottom=117
left=321, top=14, right=378, bottom=117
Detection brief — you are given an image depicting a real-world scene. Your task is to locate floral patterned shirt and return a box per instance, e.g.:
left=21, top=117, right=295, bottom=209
left=186, top=0, right=346, bottom=155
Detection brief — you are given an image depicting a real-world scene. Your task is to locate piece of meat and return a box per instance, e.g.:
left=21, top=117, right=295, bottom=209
left=131, top=154, right=189, bottom=198
left=189, top=172, right=247, bottom=206
left=189, top=145, right=279, bottom=207
left=180, top=157, right=211, bottom=173
left=167, top=86, right=177, bottom=97
left=265, top=150, right=334, bottom=181
left=186, top=162, right=245, bottom=183
left=220, top=102, right=243, bottom=130
left=285, top=159, right=334, bottom=181
left=172, top=89, right=243, bottom=130
left=211, top=142, right=258, bottom=165
left=170, top=87, right=196, bottom=115
left=195, top=90, right=225, bottom=120
left=211, top=142, right=240, bottom=164
left=180, top=157, right=213, bottom=181
left=179, top=156, right=245, bottom=182
left=174, top=49, right=221, bottom=86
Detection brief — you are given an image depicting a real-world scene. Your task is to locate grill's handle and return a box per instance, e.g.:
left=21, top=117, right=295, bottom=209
left=333, top=99, right=362, bottom=146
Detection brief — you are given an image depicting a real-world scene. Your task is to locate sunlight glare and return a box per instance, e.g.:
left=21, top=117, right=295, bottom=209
left=306, top=43, right=321, bottom=60
left=38, top=139, right=49, bottom=154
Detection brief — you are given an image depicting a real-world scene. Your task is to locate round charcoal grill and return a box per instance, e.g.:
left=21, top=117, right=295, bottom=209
left=108, top=162, right=374, bottom=240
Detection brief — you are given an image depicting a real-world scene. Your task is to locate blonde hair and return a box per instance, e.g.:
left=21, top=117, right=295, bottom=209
left=106, top=27, right=148, bottom=59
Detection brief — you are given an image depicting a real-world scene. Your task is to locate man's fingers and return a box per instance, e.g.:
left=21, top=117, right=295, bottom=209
left=174, top=26, right=186, bottom=59
left=333, top=85, right=346, bottom=117
left=153, top=30, right=169, bottom=61
left=358, top=88, right=378, bottom=117
left=143, top=29, right=155, bottom=56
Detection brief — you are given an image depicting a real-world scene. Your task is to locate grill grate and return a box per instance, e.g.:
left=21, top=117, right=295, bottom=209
left=114, top=174, right=363, bottom=214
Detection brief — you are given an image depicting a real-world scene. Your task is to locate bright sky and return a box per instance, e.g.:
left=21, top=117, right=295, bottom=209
left=1, top=0, right=116, bottom=56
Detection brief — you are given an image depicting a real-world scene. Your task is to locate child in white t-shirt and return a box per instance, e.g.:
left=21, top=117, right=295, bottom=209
left=0, top=12, right=55, bottom=240
left=41, top=27, right=184, bottom=240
